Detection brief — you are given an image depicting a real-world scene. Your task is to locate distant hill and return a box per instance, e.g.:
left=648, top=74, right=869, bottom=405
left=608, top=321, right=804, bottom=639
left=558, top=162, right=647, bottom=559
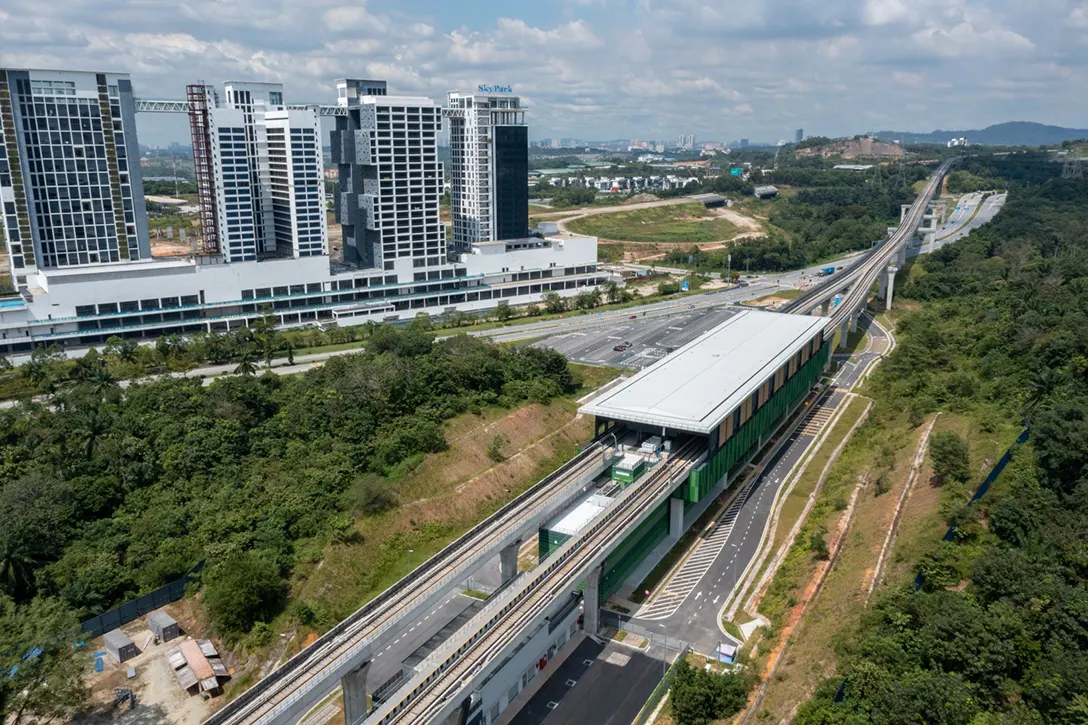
left=871, top=122, right=1088, bottom=147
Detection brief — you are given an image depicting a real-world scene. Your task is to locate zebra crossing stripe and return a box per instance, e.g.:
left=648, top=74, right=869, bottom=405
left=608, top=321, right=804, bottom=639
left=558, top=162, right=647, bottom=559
left=634, top=401, right=831, bottom=621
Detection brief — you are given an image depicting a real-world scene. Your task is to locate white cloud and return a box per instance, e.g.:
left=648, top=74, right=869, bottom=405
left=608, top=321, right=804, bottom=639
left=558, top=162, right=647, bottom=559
left=863, top=0, right=911, bottom=26
left=893, top=70, right=923, bottom=86
left=0, top=0, right=1082, bottom=143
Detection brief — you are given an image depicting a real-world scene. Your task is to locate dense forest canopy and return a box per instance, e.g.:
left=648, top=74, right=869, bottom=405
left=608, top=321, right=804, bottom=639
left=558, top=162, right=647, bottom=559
left=0, top=329, right=577, bottom=635
left=797, top=155, right=1088, bottom=723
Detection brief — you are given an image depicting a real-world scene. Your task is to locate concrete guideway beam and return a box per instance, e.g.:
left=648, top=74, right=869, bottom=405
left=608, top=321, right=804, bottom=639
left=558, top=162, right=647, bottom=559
left=838, top=319, right=850, bottom=349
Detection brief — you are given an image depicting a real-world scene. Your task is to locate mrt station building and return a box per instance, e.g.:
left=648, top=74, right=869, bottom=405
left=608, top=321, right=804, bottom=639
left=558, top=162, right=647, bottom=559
left=578, top=308, right=831, bottom=602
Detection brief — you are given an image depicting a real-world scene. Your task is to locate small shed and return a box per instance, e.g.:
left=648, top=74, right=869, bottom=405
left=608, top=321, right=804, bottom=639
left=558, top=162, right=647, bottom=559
left=169, top=639, right=230, bottom=695
left=147, top=610, right=180, bottom=643
left=688, top=193, right=727, bottom=209
left=104, top=629, right=138, bottom=664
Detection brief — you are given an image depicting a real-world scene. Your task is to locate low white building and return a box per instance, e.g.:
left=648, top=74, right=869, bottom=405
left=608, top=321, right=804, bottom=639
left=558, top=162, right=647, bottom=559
left=0, top=231, right=601, bottom=352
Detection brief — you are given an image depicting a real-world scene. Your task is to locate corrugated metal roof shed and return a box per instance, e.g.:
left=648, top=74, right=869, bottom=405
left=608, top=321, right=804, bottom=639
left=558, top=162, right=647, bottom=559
left=579, top=309, right=828, bottom=434
left=180, top=639, right=214, bottom=682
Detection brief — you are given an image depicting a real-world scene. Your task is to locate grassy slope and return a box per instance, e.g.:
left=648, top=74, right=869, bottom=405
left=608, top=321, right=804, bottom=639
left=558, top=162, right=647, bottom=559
left=566, top=203, right=738, bottom=243
left=235, top=363, right=618, bottom=676
left=749, top=312, right=1022, bottom=722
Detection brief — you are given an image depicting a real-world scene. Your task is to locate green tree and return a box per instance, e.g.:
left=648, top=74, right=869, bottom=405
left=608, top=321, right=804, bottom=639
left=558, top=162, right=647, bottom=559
left=494, top=303, right=515, bottom=321
left=808, top=529, right=830, bottom=560
left=487, top=434, right=507, bottom=462
left=541, top=290, right=567, bottom=314
left=104, top=336, right=139, bottom=364
left=203, top=551, right=286, bottom=634
left=929, top=431, right=970, bottom=485
left=670, top=659, right=750, bottom=725
left=0, top=535, right=40, bottom=600
left=602, top=280, right=623, bottom=304
left=0, top=595, right=89, bottom=723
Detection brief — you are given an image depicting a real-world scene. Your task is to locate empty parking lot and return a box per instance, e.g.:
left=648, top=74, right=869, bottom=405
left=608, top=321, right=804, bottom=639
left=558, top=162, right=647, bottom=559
left=535, top=306, right=739, bottom=369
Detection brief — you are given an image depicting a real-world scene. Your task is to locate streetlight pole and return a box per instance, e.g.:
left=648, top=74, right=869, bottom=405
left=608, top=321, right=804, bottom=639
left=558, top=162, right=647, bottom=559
left=407, top=548, right=414, bottom=573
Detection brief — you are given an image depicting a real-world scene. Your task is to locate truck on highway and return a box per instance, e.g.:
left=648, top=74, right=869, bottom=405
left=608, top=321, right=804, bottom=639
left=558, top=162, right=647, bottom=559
left=816, top=266, right=836, bottom=277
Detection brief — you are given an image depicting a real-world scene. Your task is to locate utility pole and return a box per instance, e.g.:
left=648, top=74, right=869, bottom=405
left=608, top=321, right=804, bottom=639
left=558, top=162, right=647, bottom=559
left=1062, top=157, right=1083, bottom=180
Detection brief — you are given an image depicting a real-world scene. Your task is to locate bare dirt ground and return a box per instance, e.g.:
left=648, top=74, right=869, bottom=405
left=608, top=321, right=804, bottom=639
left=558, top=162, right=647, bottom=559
left=328, top=219, right=344, bottom=262
left=150, top=240, right=194, bottom=257
left=75, top=601, right=219, bottom=725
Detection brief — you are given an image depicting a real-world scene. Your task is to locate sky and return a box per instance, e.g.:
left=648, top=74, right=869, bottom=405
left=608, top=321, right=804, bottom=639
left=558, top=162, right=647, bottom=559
left=1, top=0, right=1086, bottom=147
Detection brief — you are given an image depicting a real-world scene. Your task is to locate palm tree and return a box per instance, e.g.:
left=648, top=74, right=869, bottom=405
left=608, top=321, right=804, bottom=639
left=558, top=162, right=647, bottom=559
left=0, top=534, right=41, bottom=599
left=72, top=406, right=109, bottom=459
left=88, top=367, right=118, bottom=397
left=234, top=350, right=257, bottom=377
left=1024, top=366, right=1064, bottom=420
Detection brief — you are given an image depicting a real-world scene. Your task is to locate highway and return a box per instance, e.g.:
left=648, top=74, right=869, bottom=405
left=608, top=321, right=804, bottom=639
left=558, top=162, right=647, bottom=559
left=202, top=442, right=612, bottom=725
left=911, top=191, right=1006, bottom=257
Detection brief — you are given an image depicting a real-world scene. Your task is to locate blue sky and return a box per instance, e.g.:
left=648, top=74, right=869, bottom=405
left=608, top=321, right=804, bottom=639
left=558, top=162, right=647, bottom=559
left=2, top=0, right=1085, bottom=147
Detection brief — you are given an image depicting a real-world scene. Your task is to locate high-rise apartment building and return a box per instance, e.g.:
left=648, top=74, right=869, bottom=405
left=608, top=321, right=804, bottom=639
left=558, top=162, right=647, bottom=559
left=262, top=110, right=326, bottom=258
left=0, top=67, right=603, bottom=356
left=0, top=68, right=150, bottom=278
left=332, top=79, right=445, bottom=269
left=190, top=82, right=326, bottom=262
left=445, top=90, right=528, bottom=251
left=795, top=128, right=804, bottom=144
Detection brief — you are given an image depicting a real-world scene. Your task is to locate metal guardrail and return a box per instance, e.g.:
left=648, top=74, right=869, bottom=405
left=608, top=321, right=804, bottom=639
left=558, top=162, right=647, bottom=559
left=205, top=440, right=609, bottom=724
left=374, top=440, right=705, bottom=724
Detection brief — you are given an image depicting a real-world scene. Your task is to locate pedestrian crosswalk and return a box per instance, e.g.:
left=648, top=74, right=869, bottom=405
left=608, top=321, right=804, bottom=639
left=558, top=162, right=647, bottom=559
left=634, top=474, right=759, bottom=621
left=632, top=399, right=836, bottom=622
left=796, top=406, right=834, bottom=437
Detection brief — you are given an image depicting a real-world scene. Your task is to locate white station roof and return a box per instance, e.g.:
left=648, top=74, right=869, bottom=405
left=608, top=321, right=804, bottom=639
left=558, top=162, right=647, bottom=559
left=580, top=309, right=828, bottom=434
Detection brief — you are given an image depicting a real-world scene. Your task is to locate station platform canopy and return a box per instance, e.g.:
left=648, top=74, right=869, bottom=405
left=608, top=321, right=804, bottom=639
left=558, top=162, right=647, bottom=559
left=580, top=309, right=829, bottom=435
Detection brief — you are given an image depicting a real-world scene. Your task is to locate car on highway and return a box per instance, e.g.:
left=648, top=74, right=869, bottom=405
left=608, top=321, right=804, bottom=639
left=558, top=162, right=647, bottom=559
left=665, top=347, right=674, bottom=354
left=629, top=315, right=637, bottom=319
left=687, top=304, right=695, bottom=309
left=738, top=280, right=750, bottom=287
left=613, top=344, right=626, bottom=352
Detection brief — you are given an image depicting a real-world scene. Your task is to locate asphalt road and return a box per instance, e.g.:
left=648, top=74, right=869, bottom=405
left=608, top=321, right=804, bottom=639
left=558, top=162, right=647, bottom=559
left=508, top=640, right=664, bottom=725
left=909, top=192, right=1007, bottom=258
left=533, top=306, right=740, bottom=370
left=604, top=317, right=888, bottom=656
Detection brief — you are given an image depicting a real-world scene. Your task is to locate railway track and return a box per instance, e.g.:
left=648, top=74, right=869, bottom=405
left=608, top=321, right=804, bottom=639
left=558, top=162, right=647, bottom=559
left=781, top=160, right=955, bottom=325
left=373, top=439, right=706, bottom=725
left=204, top=439, right=613, bottom=725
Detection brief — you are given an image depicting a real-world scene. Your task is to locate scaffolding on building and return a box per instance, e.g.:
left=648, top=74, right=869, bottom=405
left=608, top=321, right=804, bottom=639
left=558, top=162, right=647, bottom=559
left=186, top=84, right=220, bottom=255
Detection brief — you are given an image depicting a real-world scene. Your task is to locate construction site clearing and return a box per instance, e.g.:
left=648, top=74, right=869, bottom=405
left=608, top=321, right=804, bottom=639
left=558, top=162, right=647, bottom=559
left=76, top=601, right=233, bottom=725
